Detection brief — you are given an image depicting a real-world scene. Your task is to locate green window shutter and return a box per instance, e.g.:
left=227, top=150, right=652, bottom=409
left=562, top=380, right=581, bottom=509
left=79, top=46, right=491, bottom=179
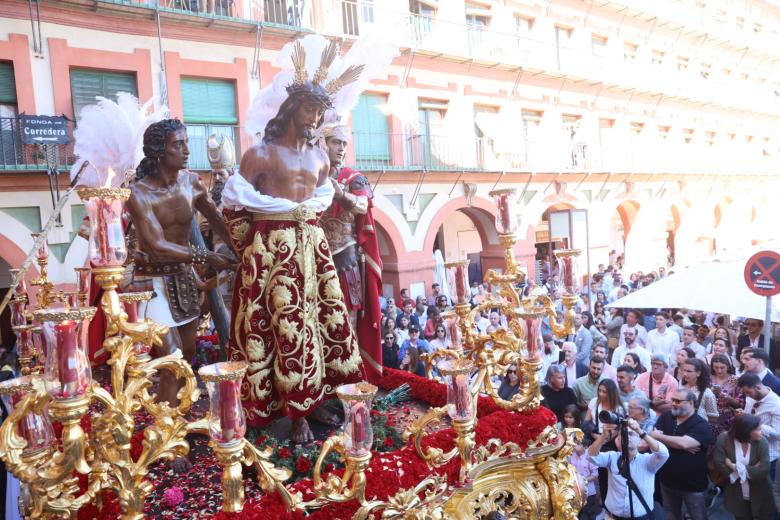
left=181, top=78, right=237, bottom=124
left=70, top=69, right=137, bottom=119
left=352, top=94, right=390, bottom=162
left=0, top=62, right=17, bottom=104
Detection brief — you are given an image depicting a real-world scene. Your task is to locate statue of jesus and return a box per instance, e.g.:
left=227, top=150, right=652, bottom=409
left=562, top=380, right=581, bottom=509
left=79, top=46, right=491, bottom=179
left=222, top=42, right=365, bottom=443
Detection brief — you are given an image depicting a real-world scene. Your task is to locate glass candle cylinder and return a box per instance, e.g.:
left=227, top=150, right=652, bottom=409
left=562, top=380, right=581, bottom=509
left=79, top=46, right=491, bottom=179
left=8, top=268, right=27, bottom=297
left=199, top=362, right=248, bottom=444
left=118, top=292, right=154, bottom=355
left=337, top=382, right=377, bottom=456
left=31, top=326, right=44, bottom=362
left=438, top=358, right=474, bottom=420
left=555, top=249, right=582, bottom=295
left=30, top=233, right=48, bottom=261
left=10, top=298, right=27, bottom=328
left=488, top=188, right=518, bottom=235
left=518, top=308, right=545, bottom=361
left=0, top=376, right=54, bottom=454
left=445, top=260, right=471, bottom=305
left=77, top=188, right=130, bottom=267
left=34, top=307, right=96, bottom=400
left=13, top=325, right=36, bottom=360
left=74, top=267, right=91, bottom=304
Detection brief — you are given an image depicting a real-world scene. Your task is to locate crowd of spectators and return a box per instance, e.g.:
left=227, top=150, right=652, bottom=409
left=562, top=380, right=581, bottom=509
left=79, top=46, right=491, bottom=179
left=377, top=260, right=780, bottom=519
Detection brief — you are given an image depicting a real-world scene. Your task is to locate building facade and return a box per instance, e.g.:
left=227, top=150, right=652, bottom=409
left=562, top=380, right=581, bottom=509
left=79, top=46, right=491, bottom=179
left=1, top=0, right=779, bottom=304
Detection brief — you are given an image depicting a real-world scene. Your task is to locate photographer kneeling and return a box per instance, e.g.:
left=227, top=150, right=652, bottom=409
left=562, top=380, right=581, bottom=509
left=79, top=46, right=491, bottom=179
left=588, top=414, right=669, bottom=520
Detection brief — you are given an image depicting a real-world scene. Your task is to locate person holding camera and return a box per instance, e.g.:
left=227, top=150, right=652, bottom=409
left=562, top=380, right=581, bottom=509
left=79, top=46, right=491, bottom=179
left=588, top=416, right=669, bottom=519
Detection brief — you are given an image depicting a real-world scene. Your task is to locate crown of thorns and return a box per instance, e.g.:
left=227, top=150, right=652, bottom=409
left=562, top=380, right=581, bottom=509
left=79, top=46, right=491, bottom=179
left=286, top=40, right=365, bottom=99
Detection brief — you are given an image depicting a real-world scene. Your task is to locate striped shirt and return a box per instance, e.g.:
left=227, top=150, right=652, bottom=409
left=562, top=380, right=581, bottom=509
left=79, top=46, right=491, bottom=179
left=745, top=390, right=780, bottom=462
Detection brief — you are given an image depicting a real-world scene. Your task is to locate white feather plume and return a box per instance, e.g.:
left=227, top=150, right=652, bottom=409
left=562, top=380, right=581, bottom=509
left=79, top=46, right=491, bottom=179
left=245, top=34, right=398, bottom=139
left=70, top=93, right=168, bottom=188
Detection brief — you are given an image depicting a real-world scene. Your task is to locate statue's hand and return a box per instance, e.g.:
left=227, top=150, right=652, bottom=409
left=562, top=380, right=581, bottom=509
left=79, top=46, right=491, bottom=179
left=206, top=251, right=237, bottom=271
left=331, top=177, right=345, bottom=199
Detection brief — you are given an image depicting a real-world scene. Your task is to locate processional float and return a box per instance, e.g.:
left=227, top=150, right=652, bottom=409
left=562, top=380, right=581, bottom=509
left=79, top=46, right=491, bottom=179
left=0, top=185, right=585, bottom=518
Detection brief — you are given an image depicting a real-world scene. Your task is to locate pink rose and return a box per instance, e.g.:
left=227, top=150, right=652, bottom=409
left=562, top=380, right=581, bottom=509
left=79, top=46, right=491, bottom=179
left=162, top=487, right=184, bottom=508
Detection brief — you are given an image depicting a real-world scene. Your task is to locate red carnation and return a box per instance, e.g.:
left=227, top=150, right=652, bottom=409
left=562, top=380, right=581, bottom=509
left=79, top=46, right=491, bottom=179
left=383, top=437, right=394, bottom=447
left=295, top=455, right=312, bottom=473
left=324, top=463, right=335, bottom=473
left=278, top=447, right=293, bottom=459
left=256, top=435, right=267, bottom=445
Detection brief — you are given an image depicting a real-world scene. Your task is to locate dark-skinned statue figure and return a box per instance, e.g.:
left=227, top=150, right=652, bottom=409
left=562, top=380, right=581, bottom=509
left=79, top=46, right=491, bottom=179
left=127, top=119, right=235, bottom=421
left=222, top=40, right=366, bottom=443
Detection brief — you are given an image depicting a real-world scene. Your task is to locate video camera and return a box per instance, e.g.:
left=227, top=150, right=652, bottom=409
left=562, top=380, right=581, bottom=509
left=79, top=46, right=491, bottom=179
left=598, top=410, right=628, bottom=426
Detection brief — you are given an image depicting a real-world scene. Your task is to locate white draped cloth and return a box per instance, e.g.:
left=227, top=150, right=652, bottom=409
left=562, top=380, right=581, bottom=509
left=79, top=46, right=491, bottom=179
left=222, top=172, right=335, bottom=213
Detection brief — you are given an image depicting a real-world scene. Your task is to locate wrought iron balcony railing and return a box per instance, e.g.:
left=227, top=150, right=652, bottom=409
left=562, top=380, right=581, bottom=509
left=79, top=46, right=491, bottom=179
left=351, top=132, right=529, bottom=172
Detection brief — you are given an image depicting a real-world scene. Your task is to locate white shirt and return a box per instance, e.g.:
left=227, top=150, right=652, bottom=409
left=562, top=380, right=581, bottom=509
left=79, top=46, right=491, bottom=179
left=611, top=344, right=652, bottom=370
left=590, top=446, right=670, bottom=517
left=539, top=345, right=561, bottom=379
left=619, top=323, right=648, bottom=348
left=646, top=328, right=679, bottom=358
left=745, top=390, right=780, bottom=462
left=684, top=341, right=706, bottom=360
left=565, top=362, right=577, bottom=389
left=732, top=440, right=752, bottom=499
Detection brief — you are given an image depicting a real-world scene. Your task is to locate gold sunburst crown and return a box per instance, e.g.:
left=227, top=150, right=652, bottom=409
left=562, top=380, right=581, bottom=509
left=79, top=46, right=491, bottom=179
left=287, top=40, right=365, bottom=99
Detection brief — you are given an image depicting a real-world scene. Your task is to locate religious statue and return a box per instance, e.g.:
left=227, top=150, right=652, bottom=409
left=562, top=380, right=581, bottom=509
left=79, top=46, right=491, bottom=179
left=320, top=124, right=383, bottom=377
left=127, top=119, right=235, bottom=413
left=221, top=40, right=367, bottom=443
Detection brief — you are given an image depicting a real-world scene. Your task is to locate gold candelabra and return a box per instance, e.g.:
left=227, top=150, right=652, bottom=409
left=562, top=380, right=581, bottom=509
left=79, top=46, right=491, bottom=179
left=0, top=185, right=584, bottom=519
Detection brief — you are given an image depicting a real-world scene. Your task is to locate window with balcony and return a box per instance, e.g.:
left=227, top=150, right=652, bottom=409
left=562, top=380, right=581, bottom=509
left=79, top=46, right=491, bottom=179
left=180, top=77, right=238, bottom=169
left=677, top=56, right=689, bottom=72
left=416, top=100, right=447, bottom=169
left=554, top=26, right=572, bottom=71
left=341, top=0, right=374, bottom=36
left=706, top=131, right=716, bottom=147
left=683, top=129, right=694, bottom=144
left=623, top=43, right=637, bottom=64
left=514, top=14, right=534, bottom=34
left=0, top=61, right=20, bottom=168
left=473, top=105, right=498, bottom=169
left=736, top=16, right=745, bottom=30
left=410, top=0, right=437, bottom=45
left=657, top=126, right=670, bottom=140
left=465, top=3, right=490, bottom=54
left=591, top=35, right=607, bottom=57
left=70, top=69, right=138, bottom=120
left=754, top=22, right=763, bottom=33
left=651, top=49, right=665, bottom=65
left=629, top=122, right=644, bottom=136
left=352, top=93, right=390, bottom=168
left=700, top=63, right=711, bottom=79
left=521, top=110, right=542, bottom=145
left=264, top=0, right=305, bottom=26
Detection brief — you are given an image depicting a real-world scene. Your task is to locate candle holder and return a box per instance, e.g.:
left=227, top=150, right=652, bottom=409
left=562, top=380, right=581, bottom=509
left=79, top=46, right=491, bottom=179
left=8, top=267, right=28, bottom=302
left=555, top=248, right=582, bottom=296
left=10, top=297, right=27, bottom=329
left=445, top=259, right=471, bottom=305
left=77, top=187, right=129, bottom=267
left=28, top=233, right=69, bottom=311
left=199, top=361, right=249, bottom=513
left=34, top=307, right=96, bottom=400
left=0, top=376, right=55, bottom=456
left=13, top=324, right=37, bottom=375
left=488, top=188, right=518, bottom=235
left=305, top=382, right=377, bottom=508
left=441, top=358, right=476, bottom=483
left=118, top=291, right=154, bottom=360
left=74, top=267, right=91, bottom=307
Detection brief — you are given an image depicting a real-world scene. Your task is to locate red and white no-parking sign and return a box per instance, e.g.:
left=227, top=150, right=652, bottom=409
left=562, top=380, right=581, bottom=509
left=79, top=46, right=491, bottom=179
left=744, top=250, right=780, bottom=297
